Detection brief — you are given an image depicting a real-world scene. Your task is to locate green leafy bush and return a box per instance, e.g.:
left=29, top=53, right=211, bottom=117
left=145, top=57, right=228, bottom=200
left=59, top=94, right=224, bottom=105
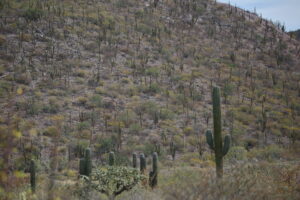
left=23, top=8, right=43, bottom=21
left=225, top=146, right=248, bottom=163
left=80, top=166, right=145, bottom=200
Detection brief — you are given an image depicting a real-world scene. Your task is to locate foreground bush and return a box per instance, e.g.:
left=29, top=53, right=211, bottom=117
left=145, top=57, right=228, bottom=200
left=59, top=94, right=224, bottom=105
left=80, top=166, right=145, bottom=200
left=160, top=162, right=300, bottom=200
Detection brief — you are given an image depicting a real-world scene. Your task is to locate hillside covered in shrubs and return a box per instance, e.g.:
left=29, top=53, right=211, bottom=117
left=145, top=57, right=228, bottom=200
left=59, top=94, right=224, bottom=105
left=0, top=0, right=299, bottom=199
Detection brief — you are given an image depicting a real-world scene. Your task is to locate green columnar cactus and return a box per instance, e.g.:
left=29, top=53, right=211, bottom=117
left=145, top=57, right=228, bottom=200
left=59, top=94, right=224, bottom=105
left=79, top=158, right=85, bottom=175
left=170, top=141, right=176, bottom=161
left=149, top=152, right=158, bottom=188
left=132, top=153, right=137, bottom=168
left=139, top=153, right=146, bottom=174
left=85, top=148, right=92, bottom=176
left=30, top=160, right=36, bottom=193
left=206, top=87, right=231, bottom=178
left=79, top=148, right=92, bottom=176
left=109, top=151, right=115, bottom=166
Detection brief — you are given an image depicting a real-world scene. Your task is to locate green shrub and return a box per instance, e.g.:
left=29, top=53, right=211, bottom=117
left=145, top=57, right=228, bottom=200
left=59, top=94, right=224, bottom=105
left=248, top=145, right=285, bottom=161
left=128, top=123, right=142, bottom=135
left=225, top=146, right=248, bottom=163
left=23, top=8, right=43, bottom=21
left=77, top=96, right=88, bottom=106
left=42, top=97, right=60, bottom=113
left=73, top=140, right=89, bottom=158
left=95, top=136, right=118, bottom=154
left=77, top=121, right=91, bottom=131
left=79, top=166, right=145, bottom=200
left=89, top=95, right=102, bottom=108
left=43, top=126, right=59, bottom=137
left=159, top=108, right=175, bottom=120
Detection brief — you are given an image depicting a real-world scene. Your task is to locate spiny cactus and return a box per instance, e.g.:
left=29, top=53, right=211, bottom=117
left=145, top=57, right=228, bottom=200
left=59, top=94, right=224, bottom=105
left=79, top=148, right=92, bottom=177
left=139, top=153, right=146, bottom=174
left=79, top=158, right=85, bottom=175
left=170, top=141, right=176, bottom=161
left=206, top=87, right=231, bottom=178
left=149, top=152, right=158, bottom=188
left=30, top=159, right=36, bottom=193
left=109, top=151, right=115, bottom=166
left=132, top=153, right=137, bottom=168
left=85, top=148, right=92, bottom=176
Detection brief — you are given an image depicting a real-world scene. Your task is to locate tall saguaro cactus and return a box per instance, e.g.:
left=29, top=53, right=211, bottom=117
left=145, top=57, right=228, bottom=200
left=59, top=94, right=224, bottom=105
left=132, top=153, right=137, bottom=168
left=79, top=148, right=92, bottom=177
left=30, top=159, right=36, bottom=193
left=149, top=152, right=158, bottom=188
left=206, top=87, right=231, bottom=178
left=139, top=153, right=146, bottom=174
left=109, top=151, right=115, bottom=166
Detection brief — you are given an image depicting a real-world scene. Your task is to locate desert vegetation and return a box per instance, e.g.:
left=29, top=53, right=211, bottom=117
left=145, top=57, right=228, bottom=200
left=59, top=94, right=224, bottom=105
left=0, top=0, right=299, bottom=199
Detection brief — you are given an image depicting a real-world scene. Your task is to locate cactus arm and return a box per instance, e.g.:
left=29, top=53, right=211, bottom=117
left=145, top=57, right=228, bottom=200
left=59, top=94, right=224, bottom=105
left=222, top=135, right=231, bottom=156
left=205, top=130, right=214, bottom=150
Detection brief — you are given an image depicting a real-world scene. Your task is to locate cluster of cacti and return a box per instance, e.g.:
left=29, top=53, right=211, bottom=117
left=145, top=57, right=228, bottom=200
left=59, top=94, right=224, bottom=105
left=30, top=159, right=36, bottom=193
left=79, top=148, right=92, bottom=177
left=149, top=152, right=158, bottom=188
left=206, top=87, right=231, bottom=178
left=109, top=151, right=115, bottom=166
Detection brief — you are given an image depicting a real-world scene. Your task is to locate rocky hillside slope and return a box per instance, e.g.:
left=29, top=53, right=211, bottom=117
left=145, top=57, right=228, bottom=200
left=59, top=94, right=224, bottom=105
left=0, top=0, right=300, bottom=198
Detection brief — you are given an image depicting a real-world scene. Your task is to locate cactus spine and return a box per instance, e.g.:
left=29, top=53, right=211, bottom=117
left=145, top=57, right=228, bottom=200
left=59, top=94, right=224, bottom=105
left=132, top=153, right=137, bottom=168
left=206, top=87, right=231, bottom=178
left=30, top=159, right=36, bottom=193
left=79, top=148, right=92, bottom=176
left=109, top=151, right=115, bottom=166
left=149, top=152, right=158, bottom=188
left=139, top=153, right=146, bottom=174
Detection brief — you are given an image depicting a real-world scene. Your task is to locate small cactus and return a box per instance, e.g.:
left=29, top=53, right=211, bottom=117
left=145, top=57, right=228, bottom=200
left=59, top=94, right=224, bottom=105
left=132, top=153, right=137, bottom=168
left=149, top=152, right=158, bottom=188
left=139, top=153, right=146, bottom=174
left=109, top=151, right=115, bottom=166
left=30, top=159, right=36, bottom=193
left=79, top=158, right=85, bottom=175
left=79, top=148, right=92, bottom=177
left=85, top=148, right=92, bottom=176
left=170, top=141, right=176, bottom=161
left=206, top=87, right=231, bottom=178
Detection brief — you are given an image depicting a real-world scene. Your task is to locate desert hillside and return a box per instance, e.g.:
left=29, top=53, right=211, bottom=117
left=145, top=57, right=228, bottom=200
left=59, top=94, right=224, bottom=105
left=0, top=0, right=300, bottom=199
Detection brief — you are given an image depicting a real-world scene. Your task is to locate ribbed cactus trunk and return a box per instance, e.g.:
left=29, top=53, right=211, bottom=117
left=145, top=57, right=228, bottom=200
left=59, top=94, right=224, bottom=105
left=149, top=152, right=158, bottom=188
left=30, top=160, right=36, bottom=193
left=79, top=148, right=92, bottom=176
left=132, top=153, right=137, bottom=168
left=85, top=148, right=92, bottom=176
left=109, top=151, right=115, bottom=166
left=79, top=158, right=85, bottom=175
left=212, top=87, right=223, bottom=178
left=139, top=153, right=146, bottom=174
